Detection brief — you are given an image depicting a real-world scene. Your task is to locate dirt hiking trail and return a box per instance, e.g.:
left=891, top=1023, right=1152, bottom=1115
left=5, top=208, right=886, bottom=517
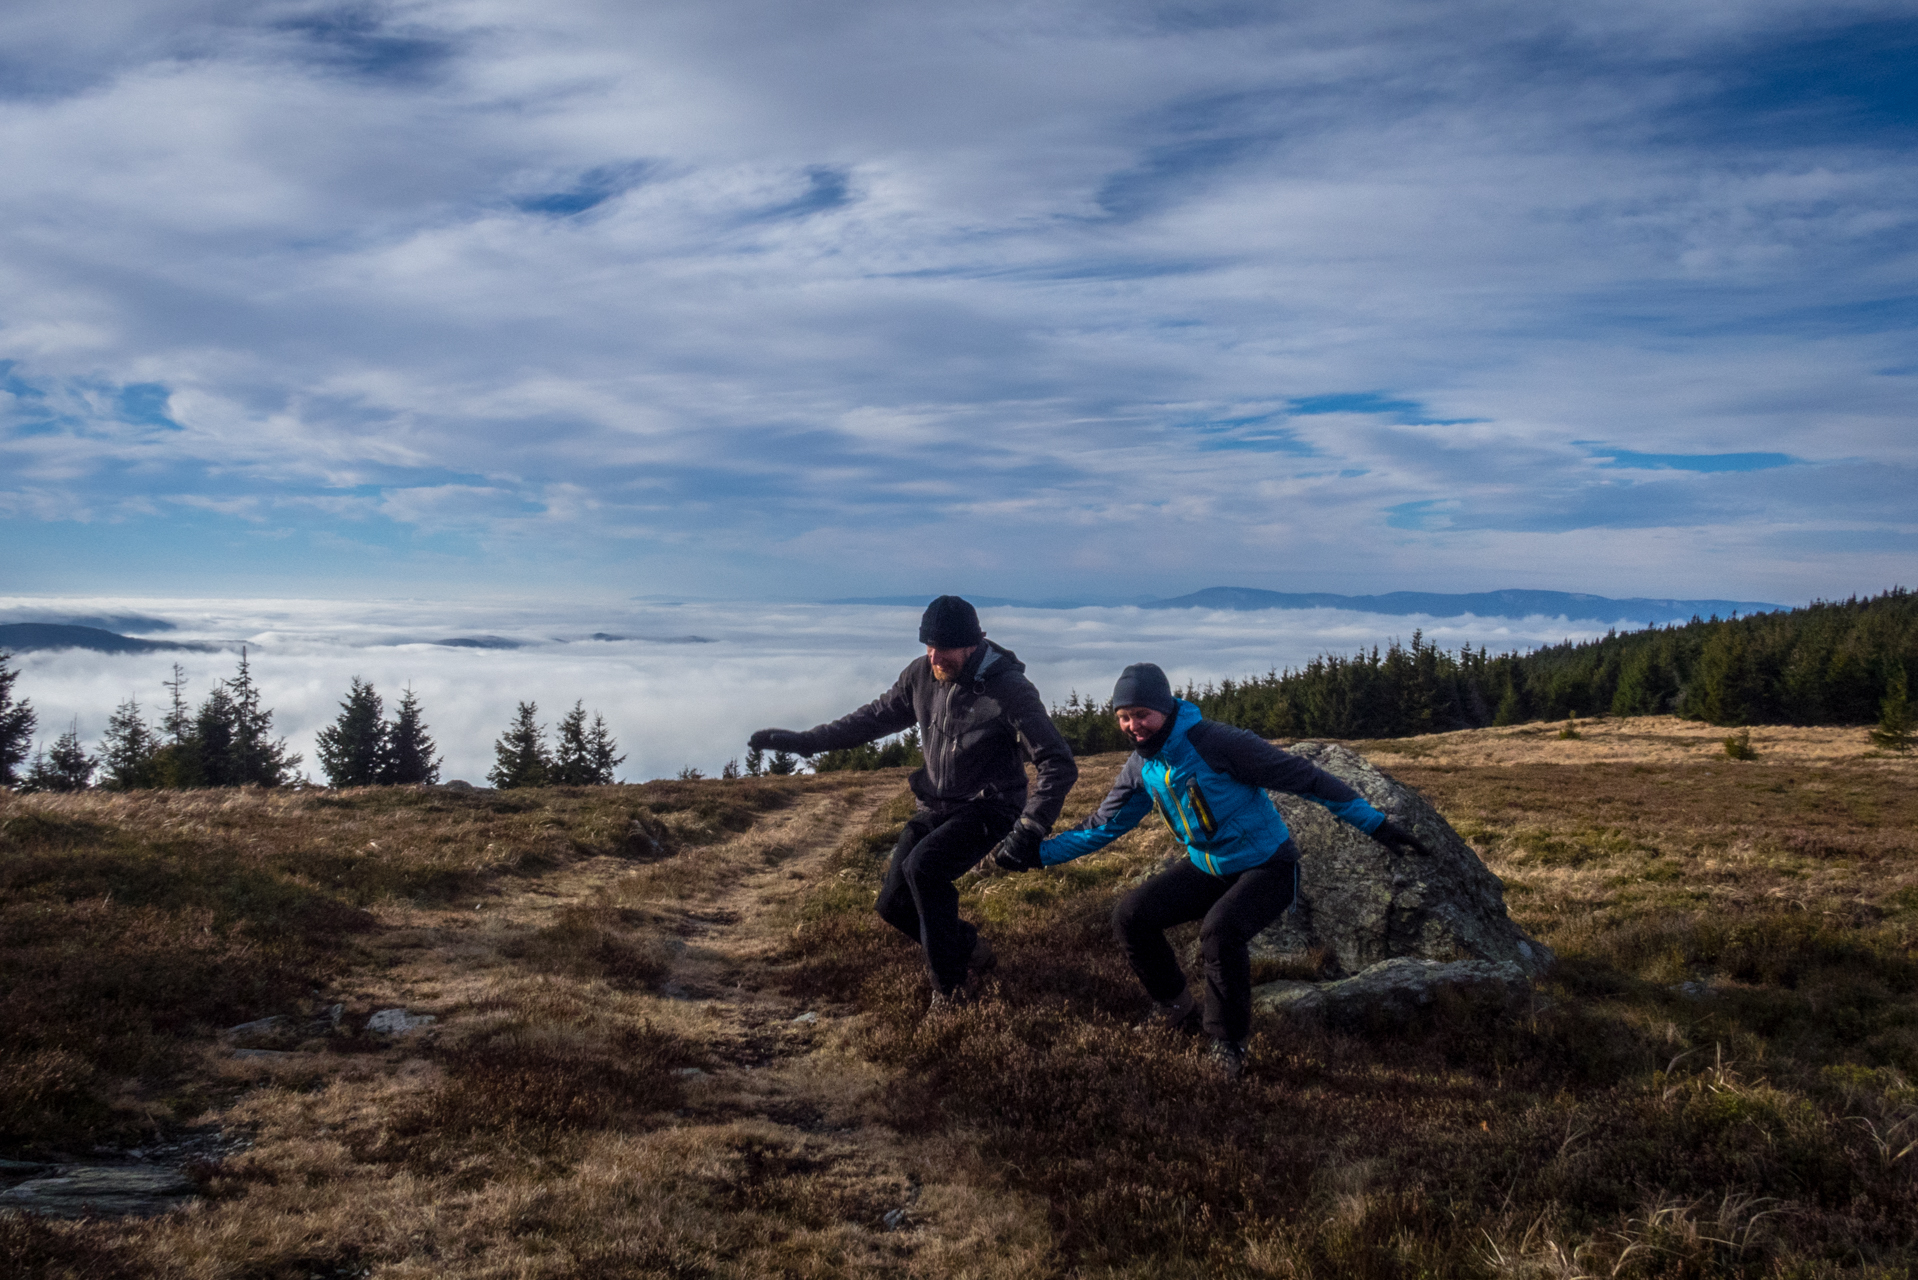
left=246, top=772, right=1053, bottom=1278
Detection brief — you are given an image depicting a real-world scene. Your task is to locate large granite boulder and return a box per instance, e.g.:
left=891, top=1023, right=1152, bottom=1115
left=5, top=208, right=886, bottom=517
left=1249, top=743, right=1551, bottom=1023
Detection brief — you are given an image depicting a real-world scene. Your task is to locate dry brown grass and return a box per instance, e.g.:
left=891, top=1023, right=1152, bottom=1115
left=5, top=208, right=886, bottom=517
left=6, top=718, right=1918, bottom=1277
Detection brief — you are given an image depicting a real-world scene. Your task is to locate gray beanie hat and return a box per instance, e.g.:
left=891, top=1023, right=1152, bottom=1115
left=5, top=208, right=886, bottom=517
left=1111, top=662, right=1176, bottom=715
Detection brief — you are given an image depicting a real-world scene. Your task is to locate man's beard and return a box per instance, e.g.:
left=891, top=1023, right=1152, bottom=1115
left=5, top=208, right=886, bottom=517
left=932, top=664, right=958, bottom=682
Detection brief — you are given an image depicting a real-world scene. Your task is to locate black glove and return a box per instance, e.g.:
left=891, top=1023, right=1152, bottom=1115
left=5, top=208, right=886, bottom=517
left=748, top=728, right=809, bottom=754
left=989, top=820, right=1045, bottom=872
left=1372, top=818, right=1435, bottom=858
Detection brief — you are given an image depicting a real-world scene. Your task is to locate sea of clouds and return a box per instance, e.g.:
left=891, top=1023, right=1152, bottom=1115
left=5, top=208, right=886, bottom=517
left=2, top=597, right=1631, bottom=784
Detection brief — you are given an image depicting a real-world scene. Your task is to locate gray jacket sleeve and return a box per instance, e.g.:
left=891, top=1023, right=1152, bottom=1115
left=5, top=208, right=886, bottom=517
left=791, top=664, right=918, bottom=754
left=1003, top=673, right=1078, bottom=830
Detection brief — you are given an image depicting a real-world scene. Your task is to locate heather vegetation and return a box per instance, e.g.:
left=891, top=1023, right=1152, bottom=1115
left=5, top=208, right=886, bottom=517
left=1, top=719, right=1913, bottom=1276
left=1051, top=589, right=1918, bottom=750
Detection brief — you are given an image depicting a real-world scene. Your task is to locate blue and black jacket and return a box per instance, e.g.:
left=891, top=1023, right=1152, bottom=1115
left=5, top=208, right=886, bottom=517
left=1041, top=699, right=1385, bottom=876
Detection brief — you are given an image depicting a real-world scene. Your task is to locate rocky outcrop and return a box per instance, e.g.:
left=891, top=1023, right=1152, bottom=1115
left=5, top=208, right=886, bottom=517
left=1249, top=743, right=1550, bottom=1024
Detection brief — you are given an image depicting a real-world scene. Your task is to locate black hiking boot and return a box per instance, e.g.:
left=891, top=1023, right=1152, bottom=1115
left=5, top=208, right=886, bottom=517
left=1133, top=988, right=1199, bottom=1036
left=1206, top=1038, right=1247, bottom=1081
left=967, top=933, right=997, bottom=980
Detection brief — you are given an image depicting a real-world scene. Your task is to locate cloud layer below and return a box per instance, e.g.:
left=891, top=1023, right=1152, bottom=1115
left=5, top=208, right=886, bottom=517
left=1, top=1, right=1913, bottom=601
left=5, top=595, right=1629, bottom=782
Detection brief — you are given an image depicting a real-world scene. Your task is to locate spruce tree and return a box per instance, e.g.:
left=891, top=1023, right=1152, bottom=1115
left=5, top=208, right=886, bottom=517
left=744, top=744, right=765, bottom=777
left=489, top=701, right=551, bottom=789
left=161, top=664, right=191, bottom=743
left=767, top=750, right=800, bottom=776
left=585, top=712, right=623, bottom=784
left=0, top=651, right=34, bottom=787
left=152, top=664, right=195, bottom=788
left=24, top=721, right=95, bottom=792
left=224, top=648, right=300, bottom=786
left=553, top=702, right=624, bottom=784
left=99, top=698, right=161, bottom=790
left=316, top=677, right=388, bottom=787
left=1871, top=668, right=1914, bottom=754
left=194, top=683, right=240, bottom=787
left=383, top=685, right=441, bottom=785
left=552, top=701, right=594, bottom=785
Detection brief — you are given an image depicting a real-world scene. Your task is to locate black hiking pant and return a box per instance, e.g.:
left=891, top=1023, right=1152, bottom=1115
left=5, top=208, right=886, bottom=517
left=1112, top=845, right=1300, bottom=1043
left=876, top=799, right=1019, bottom=994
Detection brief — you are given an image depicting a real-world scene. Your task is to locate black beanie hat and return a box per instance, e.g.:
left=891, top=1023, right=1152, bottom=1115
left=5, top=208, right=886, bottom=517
left=1111, top=662, right=1176, bottom=715
left=919, top=595, right=985, bottom=648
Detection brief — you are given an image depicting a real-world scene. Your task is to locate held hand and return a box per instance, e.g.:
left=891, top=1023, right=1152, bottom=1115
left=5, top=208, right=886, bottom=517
left=1372, top=818, right=1435, bottom=858
left=748, top=728, right=808, bottom=754
left=989, top=821, right=1045, bottom=872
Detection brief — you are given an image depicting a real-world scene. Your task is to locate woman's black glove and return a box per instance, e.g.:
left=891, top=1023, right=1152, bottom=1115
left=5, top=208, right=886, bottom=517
left=748, top=728, right=809, bottom=754
left=1372, top=818, right=1436, bottom=858
left=990, top=820, right=1046, bottom=872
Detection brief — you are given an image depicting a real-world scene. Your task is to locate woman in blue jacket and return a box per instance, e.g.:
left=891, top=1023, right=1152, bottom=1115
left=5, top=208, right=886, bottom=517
left=992, top=662, right=1431, bottom=1078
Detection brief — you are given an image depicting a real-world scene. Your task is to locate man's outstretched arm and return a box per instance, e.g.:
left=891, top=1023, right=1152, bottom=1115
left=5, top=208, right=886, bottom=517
left=750, top=666, right=918, bottom=756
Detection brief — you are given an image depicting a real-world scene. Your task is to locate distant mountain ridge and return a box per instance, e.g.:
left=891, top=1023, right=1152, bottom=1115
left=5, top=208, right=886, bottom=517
left=0, top=624, right=214, bottom=655
left=826, top=588, right=1787, bottom=624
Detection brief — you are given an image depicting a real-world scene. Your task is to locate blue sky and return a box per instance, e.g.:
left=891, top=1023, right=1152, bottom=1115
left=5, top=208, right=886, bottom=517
left=1, top=0, right=1913, bottom=604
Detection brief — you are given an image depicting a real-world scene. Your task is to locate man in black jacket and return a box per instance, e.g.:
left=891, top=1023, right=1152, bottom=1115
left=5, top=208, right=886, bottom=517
left=750, top=596, right=1077, bottom=1008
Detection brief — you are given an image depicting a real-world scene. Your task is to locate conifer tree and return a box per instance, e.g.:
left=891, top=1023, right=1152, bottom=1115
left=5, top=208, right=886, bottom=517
left=316, top=677, right=388, bottom=787
left=1872, top=668, right=1914, bottom=754
left=152, top=664, right=195, bottom=788
left=224, top=648, right=300, bottom=786
left=767, top=750, right=800, bottom=776
left=161, top=664, right=191, bottom=744
left=0, top=651, right=34, bottom=787
left=194, top=683, right=239, bottom=787
left=553, top=702, right=624, bottom=784
left=744, top=744, right=765, bottom=777
left=24, top=721, right=95, bottom=792
left=383, top=685, right=441, bottom=785
left=585, top=712, right=623, bottom=784
left=552, top=701, right=595, bottom=785
left=489, top=701, right=551, bottom=789
left=99, top=698, right=161, bottom=790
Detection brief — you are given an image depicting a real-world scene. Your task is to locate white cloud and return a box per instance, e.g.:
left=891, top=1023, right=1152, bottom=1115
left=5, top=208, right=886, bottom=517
left=0, top=0, right=1913, bottom=603
left=3, top=594, right=1644, bottom=783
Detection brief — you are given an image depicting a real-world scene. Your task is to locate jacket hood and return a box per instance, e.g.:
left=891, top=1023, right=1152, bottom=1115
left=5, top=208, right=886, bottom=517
left=962, top=638, right=1026, bottom=688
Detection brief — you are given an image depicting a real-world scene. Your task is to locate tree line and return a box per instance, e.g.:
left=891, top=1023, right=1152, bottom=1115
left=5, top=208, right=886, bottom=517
left=1, top=650, right=305, bottom=792
left=1049, top=588, right=1916, bottom=753
left=0, top=654, right=630, bottom=792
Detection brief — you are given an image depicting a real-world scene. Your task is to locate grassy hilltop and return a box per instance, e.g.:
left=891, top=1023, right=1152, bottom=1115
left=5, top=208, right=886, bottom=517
left=3, top=717, right=1917, bottom=1277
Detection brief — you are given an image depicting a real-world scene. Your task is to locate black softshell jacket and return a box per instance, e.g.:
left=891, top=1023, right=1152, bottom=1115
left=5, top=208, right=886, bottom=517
left=787, top=640, right=1078, bottom=829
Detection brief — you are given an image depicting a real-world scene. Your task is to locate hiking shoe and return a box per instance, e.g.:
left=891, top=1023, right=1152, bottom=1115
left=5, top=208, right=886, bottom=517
left=926, top=986, right=973, bottom=1017
left=968, top=933, right=998, bottom=979
left=1133, top=989, right=1199, bottom=1035
left=1206, top=1038, right=1247, bottom=1081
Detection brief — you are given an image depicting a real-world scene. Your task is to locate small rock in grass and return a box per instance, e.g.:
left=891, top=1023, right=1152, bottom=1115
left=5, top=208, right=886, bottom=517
left=0, top=1166, right=197, bottom=1219
left=791, top=1011, right=820, bottom=1024
left=221, top=1015, right=291, bottom=1040
left=365, top=1008, right=437, bottom=1035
